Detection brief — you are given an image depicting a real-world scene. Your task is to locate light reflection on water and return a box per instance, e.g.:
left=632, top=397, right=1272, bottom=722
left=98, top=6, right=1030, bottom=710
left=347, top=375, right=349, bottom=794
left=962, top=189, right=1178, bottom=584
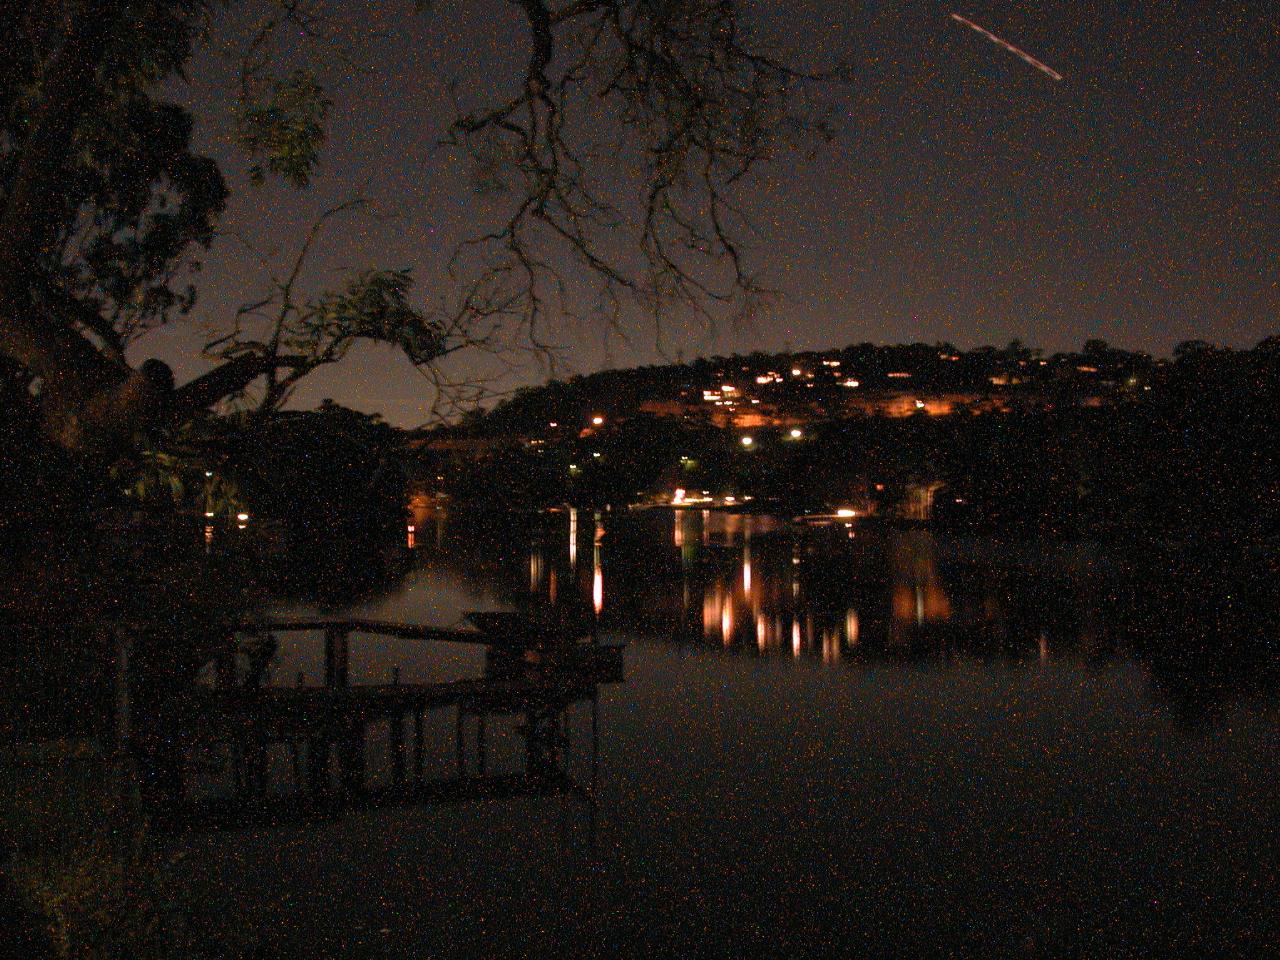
left=385, top=505, right=1280, bottom=731
left=181, top=507, right=1280, bottom=957
left=503, top=508, right=1056, bottom=665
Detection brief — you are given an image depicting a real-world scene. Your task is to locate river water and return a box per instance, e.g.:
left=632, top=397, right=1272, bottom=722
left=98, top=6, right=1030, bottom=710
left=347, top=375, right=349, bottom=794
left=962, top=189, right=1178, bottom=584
left=180, top=508, right=1279, bottom=957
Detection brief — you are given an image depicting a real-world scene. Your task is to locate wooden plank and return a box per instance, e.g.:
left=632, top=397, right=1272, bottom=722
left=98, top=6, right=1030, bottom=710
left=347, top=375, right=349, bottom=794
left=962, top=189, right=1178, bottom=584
left=171, top=675, right=605, bottom=742
left=245, top=617, right=491, bottom=646
left=242, top=615, right=615, bottom=652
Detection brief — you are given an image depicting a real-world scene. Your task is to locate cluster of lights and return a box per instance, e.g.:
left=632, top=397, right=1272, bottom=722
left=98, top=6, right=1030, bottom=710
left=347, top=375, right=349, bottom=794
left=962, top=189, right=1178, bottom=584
left=672, top=488, right=746, bottom=506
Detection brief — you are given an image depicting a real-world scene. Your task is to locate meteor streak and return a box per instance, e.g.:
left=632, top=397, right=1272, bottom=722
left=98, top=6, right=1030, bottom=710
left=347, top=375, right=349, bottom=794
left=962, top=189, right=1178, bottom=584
left=950, top=13, right=1064, bottom=82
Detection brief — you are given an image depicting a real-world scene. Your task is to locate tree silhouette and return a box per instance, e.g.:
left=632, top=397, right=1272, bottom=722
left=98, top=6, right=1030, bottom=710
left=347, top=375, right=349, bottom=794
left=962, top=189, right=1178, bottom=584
left=0, top=1, right=843, bottom=461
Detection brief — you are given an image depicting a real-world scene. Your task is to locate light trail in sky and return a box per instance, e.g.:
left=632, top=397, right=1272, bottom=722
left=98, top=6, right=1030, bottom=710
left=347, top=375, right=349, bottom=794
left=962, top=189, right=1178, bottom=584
left=950, top=13, right=1064, bottom=82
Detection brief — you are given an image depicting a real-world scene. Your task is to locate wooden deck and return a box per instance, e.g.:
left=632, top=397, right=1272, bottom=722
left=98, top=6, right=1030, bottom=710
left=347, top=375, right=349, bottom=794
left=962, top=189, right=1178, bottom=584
left=152, top=613, right=624, bottom=831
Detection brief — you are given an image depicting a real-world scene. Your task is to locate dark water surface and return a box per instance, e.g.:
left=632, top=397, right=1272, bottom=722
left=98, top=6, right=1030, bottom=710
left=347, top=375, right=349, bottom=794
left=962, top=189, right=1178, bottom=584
left=182, top=510, right=1279, bottom=957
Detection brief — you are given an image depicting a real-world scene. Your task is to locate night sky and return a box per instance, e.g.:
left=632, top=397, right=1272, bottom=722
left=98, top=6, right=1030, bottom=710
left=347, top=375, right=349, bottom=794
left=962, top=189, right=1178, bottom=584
left=152, top=1, right=1280, bottom=426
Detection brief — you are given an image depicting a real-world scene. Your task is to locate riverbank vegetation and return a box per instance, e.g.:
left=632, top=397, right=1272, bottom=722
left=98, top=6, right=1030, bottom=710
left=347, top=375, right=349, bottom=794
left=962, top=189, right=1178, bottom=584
left=415, top=338, right=1280, bottom=542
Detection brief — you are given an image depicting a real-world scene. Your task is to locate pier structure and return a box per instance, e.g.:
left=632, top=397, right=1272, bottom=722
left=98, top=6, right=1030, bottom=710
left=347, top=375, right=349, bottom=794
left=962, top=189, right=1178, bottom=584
left=154, top=614, right=624, bottom=831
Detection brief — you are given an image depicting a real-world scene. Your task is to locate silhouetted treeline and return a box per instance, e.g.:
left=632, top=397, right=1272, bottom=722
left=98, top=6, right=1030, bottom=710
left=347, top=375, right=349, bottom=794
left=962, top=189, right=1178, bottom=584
left=415, top=338, right=1280, bottom=541
left=459, top=338, right=1156, bottom=435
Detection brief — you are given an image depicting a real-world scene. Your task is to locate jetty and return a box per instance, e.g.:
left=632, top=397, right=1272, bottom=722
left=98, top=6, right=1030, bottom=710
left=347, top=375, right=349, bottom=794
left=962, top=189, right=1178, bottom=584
left=149, top=612, right=625, bottom=831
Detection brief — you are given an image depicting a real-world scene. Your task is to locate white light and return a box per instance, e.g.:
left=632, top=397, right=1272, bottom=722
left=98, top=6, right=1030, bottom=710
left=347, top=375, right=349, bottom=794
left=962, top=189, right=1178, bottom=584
left=741, top=436, right=754, bottom=447
left=236, top=512, right=249, bottom=522
left=790, top=428, right=802, bottom=438
left=592, top=451, right=601, bottom=458
left=591, top=416, right=604, bottom=425
left=836, top=508, right=857, bottom=518
left=204, top=471, right=213, bottom=478
left=204, top=511, right=214, bottom=518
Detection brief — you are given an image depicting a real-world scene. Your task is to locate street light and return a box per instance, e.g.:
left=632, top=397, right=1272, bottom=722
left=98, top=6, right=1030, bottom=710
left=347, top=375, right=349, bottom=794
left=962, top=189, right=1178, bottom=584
left=741, top=436, right=754, bottom=447
left=790, top=428, right=803, bottom=439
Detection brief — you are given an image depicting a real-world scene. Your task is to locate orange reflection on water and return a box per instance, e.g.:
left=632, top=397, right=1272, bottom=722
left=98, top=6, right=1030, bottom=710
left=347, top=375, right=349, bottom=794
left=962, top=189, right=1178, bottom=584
left=703, top=584, right=720, bottom=638
left=822, top=629, right=839, bottom=665
left=592, top=543, right=603, bottom=615
left=891, top=582, right=952, bottom=626
left=890, top=535, right=952, bottom=634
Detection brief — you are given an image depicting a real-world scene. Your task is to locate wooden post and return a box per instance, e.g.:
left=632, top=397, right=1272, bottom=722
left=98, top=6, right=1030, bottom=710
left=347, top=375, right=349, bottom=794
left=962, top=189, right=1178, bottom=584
left=324, top=627, right=350, bottom=689
left=389, top=668, right=405, bottom=786
left=307, top=737, right=329, bottom=796
left=339, top=721, right=366, bottom=796
left=456, top=709, right=466, bottom=777
left=289, top=672, right=305, bottom=790
left=249, top=734, right=267, bottom=797
left=413, top=709, right=424, bottom=781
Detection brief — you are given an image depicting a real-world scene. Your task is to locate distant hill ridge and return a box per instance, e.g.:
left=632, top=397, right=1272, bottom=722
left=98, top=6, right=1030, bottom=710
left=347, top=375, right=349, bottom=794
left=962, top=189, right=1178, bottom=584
left=454, top=339, right=1171, bottom=436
